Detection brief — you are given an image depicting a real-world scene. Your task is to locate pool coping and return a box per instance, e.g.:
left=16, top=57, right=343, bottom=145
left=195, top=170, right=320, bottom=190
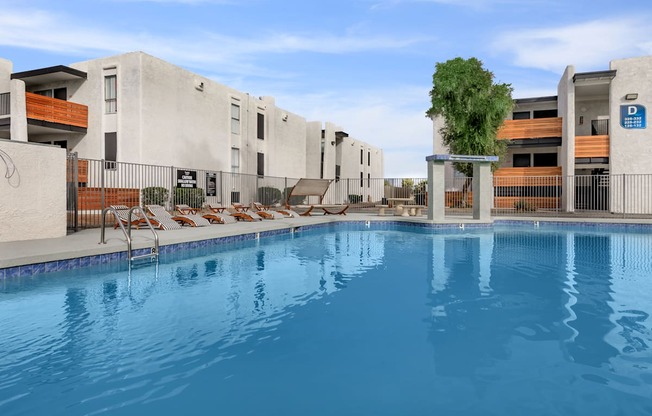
left=2, top=214, right=652, bottom=278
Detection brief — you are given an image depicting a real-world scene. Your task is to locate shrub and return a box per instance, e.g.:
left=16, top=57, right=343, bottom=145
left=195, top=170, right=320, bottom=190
left=174, top=187, right=206, bottom=208
left=141, top=186, right=169, bottom=206
left=283, top=187, right=305, bottom=205
left=514, top=199, right=536, bottom=212
left=257, top=187, right=282, bottom=206
left=401, top=178, right=414, bottom=189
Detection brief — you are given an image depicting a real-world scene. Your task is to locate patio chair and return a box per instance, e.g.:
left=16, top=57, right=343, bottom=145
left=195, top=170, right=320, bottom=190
left=251, top=202, right=285, bottom=220
left=285, top=178, right=349, bottom=216
left=274, top=208, right=300, bottom=218
left=145, top=204, right=208, bottom=228
left=231, top=202, right=263, bottom=222
left=207, top=203, right=229, bottom=214
left=110, top=205, right=146, bottom=229
left=174, top=204, right=200, bottom=215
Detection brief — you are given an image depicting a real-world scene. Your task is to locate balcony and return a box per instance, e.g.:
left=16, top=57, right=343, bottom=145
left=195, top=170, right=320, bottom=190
left=575, top=135, right=609, bottom=158
left=26, top=92, right=88, bottom=130
left=497, top=117, right=562, bottom=140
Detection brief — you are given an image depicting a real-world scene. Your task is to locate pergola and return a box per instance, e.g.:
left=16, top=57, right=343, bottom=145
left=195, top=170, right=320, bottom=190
left=426, top=154, right=498, bottom=221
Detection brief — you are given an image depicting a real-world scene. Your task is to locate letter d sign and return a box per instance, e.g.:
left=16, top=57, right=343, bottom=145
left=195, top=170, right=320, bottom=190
left=628, top=106, right=638, bottom=115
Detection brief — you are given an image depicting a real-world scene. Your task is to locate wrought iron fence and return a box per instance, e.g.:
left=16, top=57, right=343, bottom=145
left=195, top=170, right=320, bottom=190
left=65, top=155, right=652, bottom=230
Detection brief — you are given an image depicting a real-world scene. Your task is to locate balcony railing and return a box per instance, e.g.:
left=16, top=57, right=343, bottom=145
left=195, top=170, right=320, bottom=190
left=497, top=117, right=562, bottom=140
left=575, top=135, right=609, bottom=158
left=26, top=92, right=88, bottom=128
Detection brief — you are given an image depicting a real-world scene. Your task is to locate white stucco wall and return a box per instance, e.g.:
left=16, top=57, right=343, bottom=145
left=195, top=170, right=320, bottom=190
left=558, top=65, right=575, bottom=211
left=609, top=56, right=652, bottom=176
left=0, top=58, right=11, bottom=92
left=2, top=51, right=385, bottom=188
left=305, top=121, right=322, bottom=179
left=0, top=139, right=66, bottom=242
left=68, top=52, right=340, bottom=180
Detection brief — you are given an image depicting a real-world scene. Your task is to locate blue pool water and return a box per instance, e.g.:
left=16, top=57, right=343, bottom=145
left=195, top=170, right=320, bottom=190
left=1, top=223, right=652, bottom=415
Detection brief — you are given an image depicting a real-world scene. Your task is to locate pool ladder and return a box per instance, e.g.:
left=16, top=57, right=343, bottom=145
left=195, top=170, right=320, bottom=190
left=100, top=206, right=160, bottom=262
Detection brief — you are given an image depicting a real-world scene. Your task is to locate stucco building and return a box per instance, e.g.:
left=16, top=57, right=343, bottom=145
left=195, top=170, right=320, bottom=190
left=434, top=55, right=652, bottom=214
left=0, top=51, right=383, bottom=183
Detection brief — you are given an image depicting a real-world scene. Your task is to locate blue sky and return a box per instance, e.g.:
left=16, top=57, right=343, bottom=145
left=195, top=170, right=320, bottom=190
left=2, top=0, right=652, bottom=177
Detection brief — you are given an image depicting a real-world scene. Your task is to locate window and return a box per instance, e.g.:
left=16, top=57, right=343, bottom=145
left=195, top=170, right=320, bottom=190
left=591, top=119, right=609, bottom=135
left=513, top=153, right=530, bottom=167
left=360, top=149, right=363, bottom=164
left=335, top=165, right=341, bottom=182
left=231, top=148, right=240, bottom=173
left=367, top=151, right=370, bottom=166
left=367, top=173, right=371, bottom=188
left=512, top=111, right=530, bottom=120
left=231, top=104, right=240, bottom=134
left=104, top=75, right=117, bottom=114
left=360, top=171, right=363, bottom=187
left=35, top=88, right=67, bottom=100
left=257, top=113, right=265, bottom=140
left=533, top=153, right=557, bottom=167
left=257, top=152, right=264, bottom=177
left=533, top=109, right=557, bottom=118
left=105, top=132, right=117, bottom=169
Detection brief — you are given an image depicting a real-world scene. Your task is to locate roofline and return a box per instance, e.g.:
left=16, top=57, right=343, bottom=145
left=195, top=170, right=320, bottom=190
left=11, top=65, right=87, bottom=80
left=573, top=70, right=617, bottom=82
left=514, top=95, right=558, bottom=105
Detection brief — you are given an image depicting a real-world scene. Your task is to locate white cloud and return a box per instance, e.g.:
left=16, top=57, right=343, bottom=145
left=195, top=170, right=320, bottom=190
left=492, top=16, right=652, bottom=73
left=0, top=7, right=426, bottom=78
left=370, top=0, right=524, bottom=10
left=0, top=5, right=434, bottom=178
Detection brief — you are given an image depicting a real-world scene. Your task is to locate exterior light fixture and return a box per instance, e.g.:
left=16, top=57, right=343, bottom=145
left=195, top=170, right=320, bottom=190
left=625, top=93, right=638, bottom=100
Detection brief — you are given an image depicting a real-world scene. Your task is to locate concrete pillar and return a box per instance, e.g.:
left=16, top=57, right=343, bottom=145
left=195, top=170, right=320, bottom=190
left=10, top=79, right=28, bottom=142
left=427, top=159, right=446, bottom=221
left=472, top=162, right=492, bottom=220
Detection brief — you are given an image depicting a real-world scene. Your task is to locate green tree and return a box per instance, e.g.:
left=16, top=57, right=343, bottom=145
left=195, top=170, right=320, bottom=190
left=427, top=57, right=513, bottom=177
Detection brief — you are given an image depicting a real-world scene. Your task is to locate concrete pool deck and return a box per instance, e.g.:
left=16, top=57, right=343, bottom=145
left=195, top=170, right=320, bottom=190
left=2, top=213, right=652, bottom=271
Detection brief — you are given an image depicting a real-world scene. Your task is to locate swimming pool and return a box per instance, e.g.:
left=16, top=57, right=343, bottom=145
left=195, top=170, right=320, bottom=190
left=1, top=223, right=651, bottom=415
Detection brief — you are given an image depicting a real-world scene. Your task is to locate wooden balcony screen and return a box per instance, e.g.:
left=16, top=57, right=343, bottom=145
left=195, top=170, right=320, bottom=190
left=497, top=117, right=562, bottom=140
left=26, top=92, right=88, bottom=128
left=575, top=135, right=609, bottom=158
left=494, top=167, right=562, bottom=186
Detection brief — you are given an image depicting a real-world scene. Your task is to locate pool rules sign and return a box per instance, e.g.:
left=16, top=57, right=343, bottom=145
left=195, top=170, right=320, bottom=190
left=620, top=104, right=646, bottom=129
left=177, top=170, right=197, bottom=188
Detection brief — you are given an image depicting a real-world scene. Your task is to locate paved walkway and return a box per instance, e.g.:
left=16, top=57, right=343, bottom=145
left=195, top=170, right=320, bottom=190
left=2, top=213, right=651, bottom=270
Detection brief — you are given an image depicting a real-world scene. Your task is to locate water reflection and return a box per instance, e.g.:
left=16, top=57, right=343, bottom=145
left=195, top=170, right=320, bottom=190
left=427, top=228, right=652, bottom=403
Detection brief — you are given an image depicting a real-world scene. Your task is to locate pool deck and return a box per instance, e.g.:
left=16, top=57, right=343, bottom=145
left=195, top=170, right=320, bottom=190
left=2, top=213, right=652, bottom=271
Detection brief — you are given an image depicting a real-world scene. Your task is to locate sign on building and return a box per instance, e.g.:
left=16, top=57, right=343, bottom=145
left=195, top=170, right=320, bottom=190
left=176, top=170, right=197, bottom=188
left=206, top=172, right=217, bottom=196
left=620, top=104, right=646, bottom=129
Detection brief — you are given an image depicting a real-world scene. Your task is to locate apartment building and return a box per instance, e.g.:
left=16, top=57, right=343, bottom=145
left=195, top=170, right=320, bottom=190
left=0, top=52, right=383, bottom=183
left=434, top=55, right=652, bottom=214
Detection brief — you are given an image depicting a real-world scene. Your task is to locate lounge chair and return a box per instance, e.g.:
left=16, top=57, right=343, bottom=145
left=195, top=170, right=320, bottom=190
left=285, top=178, right=349, bottom=216
left=231, top=203, right=263, bottom=222
left=175, top=203, right=236, bottom=225
left=251, top=202, right=285, bottom=220
left=110, top=205, right=146, bottom=229
left=207, top=203, right=229, bottom=214
left=174, top=204, right=200, bottom=215
left=203, top=203, right=238, bottom=223
left=146, top=204, right=209, bottom=228
left=274, top=208, right=300, bottom=218
left=173, top=204, right=212, bottom=226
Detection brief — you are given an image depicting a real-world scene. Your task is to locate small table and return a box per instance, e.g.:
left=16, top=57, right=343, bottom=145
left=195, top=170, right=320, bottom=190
left=387, top=198, right=414, bottom=217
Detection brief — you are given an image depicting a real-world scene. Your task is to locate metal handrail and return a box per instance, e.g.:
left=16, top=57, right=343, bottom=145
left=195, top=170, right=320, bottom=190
left=100, top=206, right=159, bottom=262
